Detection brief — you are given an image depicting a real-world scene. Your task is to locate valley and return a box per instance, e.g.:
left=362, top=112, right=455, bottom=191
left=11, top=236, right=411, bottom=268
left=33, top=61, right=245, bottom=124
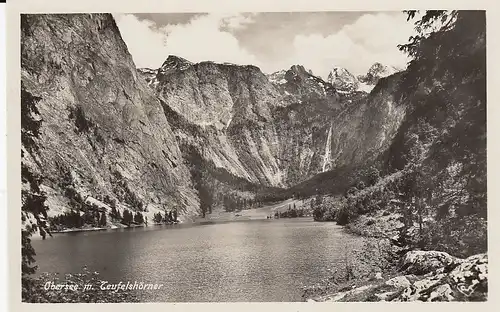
left=20, top=11, right=487, bottom=303
left=194, top=198, right=311, bottom=223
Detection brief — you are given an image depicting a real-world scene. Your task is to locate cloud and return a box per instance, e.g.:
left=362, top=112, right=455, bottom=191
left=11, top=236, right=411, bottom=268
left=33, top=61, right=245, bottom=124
left=113, top=13, right=260, bottom=69
left=114, top=12, right=416, bottom=78
left=270, top=12, right=415, bottom=78
left=220, top=13, right=257, bottom=30
left=113, top=14, right=170, bottom=69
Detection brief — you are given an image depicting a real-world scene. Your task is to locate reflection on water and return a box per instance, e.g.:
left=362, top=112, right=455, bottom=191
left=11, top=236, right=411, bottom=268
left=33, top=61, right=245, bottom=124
left=32, top=218, right=364, bottom=302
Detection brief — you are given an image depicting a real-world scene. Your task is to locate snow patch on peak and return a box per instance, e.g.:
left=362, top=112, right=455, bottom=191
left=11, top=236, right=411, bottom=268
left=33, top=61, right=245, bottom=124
left=368, top=62, right=398, bottom=78
left=357, top=82, right=375, bottom=93
left=358, top=62, right=401, bottom=86
left=268, top=65, right=315, bottom=85
left=137, top=68, right=157, bottom=75
left=267, top=69, right=288, bottom=85
left=327, top=67, right=359, bottom=92
left=137, top=67, right=159, bottom=87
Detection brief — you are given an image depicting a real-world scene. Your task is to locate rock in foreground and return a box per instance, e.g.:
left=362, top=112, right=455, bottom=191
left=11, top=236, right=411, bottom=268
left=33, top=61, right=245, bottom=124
left=309, top=251, right=487, bottom=302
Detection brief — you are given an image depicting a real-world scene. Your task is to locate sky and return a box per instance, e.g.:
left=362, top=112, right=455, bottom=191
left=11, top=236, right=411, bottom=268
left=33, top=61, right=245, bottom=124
left=113, top=12, right=416, bottom=79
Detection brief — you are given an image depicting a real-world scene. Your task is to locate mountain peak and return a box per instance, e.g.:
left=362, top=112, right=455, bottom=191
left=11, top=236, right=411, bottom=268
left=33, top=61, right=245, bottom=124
left=267, top=69, right=288, bottom=85
left=159, top=55, right=193, bottom=73
left=288, top=64, right=315, bottom=76
left=284, top=64, right=315, bottom=82
left=327, top=66, right=359, bottom=93
left=290, top=64, right=307, bottom=73
left=367, top=62, right=398, bottom=78
left=358, top=63, right=399, bottom=86
left=358, top=62, right=400, bottom=88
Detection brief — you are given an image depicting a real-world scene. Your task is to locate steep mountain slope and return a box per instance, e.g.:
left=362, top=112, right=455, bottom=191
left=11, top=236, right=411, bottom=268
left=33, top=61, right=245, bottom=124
left=139, top=56, right=287, bottom=187
left=304, top=10, right=486, bottom=257
left=139, top=58, right=406, bottom=193
left=357, top=62, right=400, bottom=89
left=20, top=11, right=487, bottom=304
left=327, top=67, right=359, bottom=92
left=381, top=10, right=487, bottom=255
left=271, top=70, right=405, bottom=186
left=21, top=13, right=412, bottom=221
left=140, top=59, right=337, bottom=189
left=21, top=14, right=200, bottom=220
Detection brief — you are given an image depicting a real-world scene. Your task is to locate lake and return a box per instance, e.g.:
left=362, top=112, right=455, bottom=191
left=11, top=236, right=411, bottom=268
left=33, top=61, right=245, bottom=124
left=32, top=218, right=364, bottom=302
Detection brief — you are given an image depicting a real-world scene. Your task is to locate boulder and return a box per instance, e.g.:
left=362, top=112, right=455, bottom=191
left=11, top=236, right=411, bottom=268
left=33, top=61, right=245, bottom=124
left=394, top=253, right=487, bottom=301
left=399, top=250, right=464, bottom=275
left=308, top=252, right=487, bottom=302
left=385, top=276, right=411, bottom=288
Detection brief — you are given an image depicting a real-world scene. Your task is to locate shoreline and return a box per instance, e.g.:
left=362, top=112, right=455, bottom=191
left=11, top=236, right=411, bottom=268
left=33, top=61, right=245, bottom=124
left=302, top=213, right=488, bottom=302
left=37, top=215, right=315, bottom=240
left=47, top=223, right=168, bottom=235
left=46, top=203, right=313, bottom=236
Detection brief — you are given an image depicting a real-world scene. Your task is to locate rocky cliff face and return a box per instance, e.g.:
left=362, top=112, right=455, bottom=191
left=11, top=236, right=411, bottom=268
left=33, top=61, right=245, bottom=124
left=327, top=67, right=359, bottom=93
left=139, top=55, right=287, bottom=187
left=21, top=13, right=409, bottom=218
left=21, top=14, right=199, bottom=220
left=357, top=63, right=400, bottom=90
left=139, top=57, right=405, bottom=190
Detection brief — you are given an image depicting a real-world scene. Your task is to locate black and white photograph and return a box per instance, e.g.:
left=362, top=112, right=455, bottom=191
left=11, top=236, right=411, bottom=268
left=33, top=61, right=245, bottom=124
left=17, top=8, right=487, bottom=303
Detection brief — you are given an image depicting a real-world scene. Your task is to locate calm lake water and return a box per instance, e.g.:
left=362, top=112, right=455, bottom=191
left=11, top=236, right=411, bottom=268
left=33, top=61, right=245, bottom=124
left=32, top=218, right=364, bottom=302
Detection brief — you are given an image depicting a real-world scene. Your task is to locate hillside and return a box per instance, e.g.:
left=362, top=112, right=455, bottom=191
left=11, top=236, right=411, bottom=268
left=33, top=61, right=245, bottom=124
left=20, top=11, right=487, bottom=303
left=137, top=56, right=406, bottom=203
left=21, top=14, right=200, bottom=222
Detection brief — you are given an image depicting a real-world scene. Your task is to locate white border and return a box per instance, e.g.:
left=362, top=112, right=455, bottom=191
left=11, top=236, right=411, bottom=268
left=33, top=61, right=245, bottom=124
left=5, top=1, right=500, bottom=312
left=1, top=3, right=8, bottom=312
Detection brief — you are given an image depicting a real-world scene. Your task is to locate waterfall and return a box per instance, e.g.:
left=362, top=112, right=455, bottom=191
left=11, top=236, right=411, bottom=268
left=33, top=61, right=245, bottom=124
left=322, top=123, right=333, bottom=172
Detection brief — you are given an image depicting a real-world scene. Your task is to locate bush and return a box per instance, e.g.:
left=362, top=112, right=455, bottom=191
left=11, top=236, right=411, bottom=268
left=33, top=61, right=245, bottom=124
left=356, top=181, right=366, bottom=190
left=99, top=212, right=107, bottom=226
left=364, top=166, right=380, bottom=185
left=418, top=216, right=487, bottom=258
left=346, top=186, right=358, bottom=196
left=153, top=212, right=163, bottom=224
left=133, top=212, right=144, bottom=224
left=109, top=206, right=121, bottom=221
left=49, top=210, right=85, bottom=230
left=336, top=208, right=351, bottom=225
left=121, top=209, right=133, bottom=226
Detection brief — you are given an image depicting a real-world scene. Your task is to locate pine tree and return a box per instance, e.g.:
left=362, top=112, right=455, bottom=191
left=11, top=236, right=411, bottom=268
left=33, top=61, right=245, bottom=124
left=122, top=209, right=132, bottom=226
left=134, top=212, right=144, bottom=224
left=110, top=206, right=119, bottom=221
left=21, top=84, right=51, bottom=301
left=116, top=208, right=121, bottom=221
left=99, top=211, right=107, bottom=226
left=153, top=212, right=163, bottom=224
